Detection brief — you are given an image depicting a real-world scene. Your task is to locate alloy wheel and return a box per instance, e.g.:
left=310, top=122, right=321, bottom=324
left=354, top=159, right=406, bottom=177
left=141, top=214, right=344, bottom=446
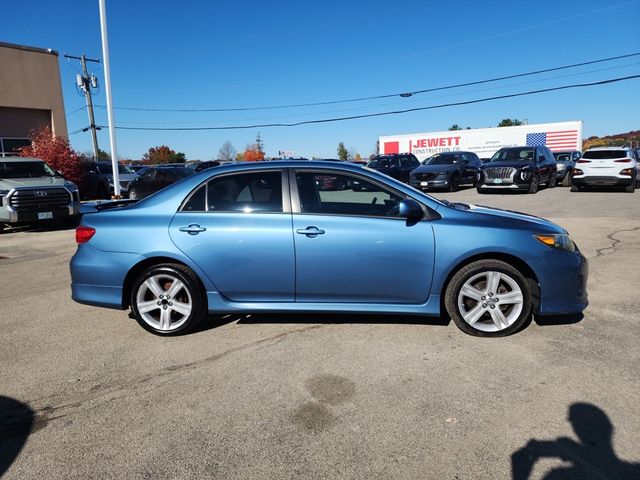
left=457, top=270, right=524, bottom=333
left=135, top=273, right=192, bottom=332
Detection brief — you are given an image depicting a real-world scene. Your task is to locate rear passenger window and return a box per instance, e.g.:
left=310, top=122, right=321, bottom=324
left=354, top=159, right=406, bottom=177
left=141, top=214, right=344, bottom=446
left=182, top=185, right=206, bottom=211
left=206, top=171, right=282, bottom=213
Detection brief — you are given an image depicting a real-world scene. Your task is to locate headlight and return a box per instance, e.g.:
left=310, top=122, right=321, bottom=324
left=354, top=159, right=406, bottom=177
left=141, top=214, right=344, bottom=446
left=64, top=181, right=78, bottom=191
left=520, top=170, right=531, bottom=180
left=535, top=233, right=575, bottom=252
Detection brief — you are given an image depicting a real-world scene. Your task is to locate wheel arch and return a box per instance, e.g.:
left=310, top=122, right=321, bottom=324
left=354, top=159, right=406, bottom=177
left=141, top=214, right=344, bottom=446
left=122, top=256, right=208, bottom=309
left=439, top=252, right=541, bottom=316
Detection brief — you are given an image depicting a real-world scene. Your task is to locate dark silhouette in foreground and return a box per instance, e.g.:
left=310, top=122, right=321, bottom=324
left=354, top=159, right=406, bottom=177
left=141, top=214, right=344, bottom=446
left=512, top=403, right=639, bottom=479
left=0, top=395, right=34, bottom=476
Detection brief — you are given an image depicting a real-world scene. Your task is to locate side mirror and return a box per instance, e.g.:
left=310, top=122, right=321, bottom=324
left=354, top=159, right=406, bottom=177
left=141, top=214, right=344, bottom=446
left=399, top=199, right=424, bottom=225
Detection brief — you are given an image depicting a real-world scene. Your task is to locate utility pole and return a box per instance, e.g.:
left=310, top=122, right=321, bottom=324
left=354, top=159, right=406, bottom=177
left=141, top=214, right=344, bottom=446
left=64, top=53, right=101, bottom=160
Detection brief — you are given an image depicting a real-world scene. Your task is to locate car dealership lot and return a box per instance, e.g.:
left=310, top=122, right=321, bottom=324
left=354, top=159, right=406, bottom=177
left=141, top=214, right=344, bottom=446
left=1, top=187, right=639, bottom=479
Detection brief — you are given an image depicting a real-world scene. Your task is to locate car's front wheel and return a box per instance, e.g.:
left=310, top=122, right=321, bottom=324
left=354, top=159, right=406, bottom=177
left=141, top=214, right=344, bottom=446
left=445, top=259, right=532, bottom=337
left=130, top=264, right=206, bottom=335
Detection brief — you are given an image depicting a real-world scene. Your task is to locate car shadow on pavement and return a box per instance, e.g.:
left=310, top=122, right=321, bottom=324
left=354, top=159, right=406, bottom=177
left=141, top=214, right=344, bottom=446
left=228, top=312, right=450, bottom=327
left=533, top=313, right=584, bottom=326
left=511, top=402, right=640, bottom=480
left=0, top=396, right=34, bottom=477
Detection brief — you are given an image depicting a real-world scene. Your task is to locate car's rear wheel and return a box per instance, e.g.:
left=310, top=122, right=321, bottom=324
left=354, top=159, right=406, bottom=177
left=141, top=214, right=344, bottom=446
left=445, top=259, right=532, bottom=337
left=130, top=264, right=205, bottom=335
left=625, top=182, right=635, bottom=193
left=562, top=171, right=572, bottom=187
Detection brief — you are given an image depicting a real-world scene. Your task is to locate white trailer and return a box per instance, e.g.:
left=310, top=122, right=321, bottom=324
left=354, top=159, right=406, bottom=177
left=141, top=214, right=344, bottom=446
left=379, top=121, right=582, bottom=162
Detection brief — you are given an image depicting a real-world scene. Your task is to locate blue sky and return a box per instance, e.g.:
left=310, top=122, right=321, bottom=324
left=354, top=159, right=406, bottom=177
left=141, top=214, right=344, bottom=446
left=4, top=0, right=640, bottom=160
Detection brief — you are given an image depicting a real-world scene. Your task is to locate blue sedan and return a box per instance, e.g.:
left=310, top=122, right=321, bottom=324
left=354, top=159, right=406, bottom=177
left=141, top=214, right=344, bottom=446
left=70, top=161, right=588, bottom=337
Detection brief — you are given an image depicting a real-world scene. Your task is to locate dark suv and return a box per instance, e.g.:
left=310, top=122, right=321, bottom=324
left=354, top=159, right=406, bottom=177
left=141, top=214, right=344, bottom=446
left=477, top=146, right=557, bottom=194
left=409, top=151, right=481, bottom=192
left=553, top=150, right=581, bottom=187
left=366, top=153, right=420, bottom=183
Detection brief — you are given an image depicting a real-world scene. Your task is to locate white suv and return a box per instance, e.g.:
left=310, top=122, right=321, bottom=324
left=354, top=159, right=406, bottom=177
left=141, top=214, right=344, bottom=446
left=571, top=147, right=639, bottom=193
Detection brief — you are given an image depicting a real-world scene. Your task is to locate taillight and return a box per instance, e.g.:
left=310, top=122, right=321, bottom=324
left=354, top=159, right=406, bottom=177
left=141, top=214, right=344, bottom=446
left=76, top=225, right=96, bottom=244
left=577, top=160, right=591, bottom=163
left=620, top=168, right=634, bottom=176
left=614, top=159, right=631, bottom=163
left=573, top=168, right=584, bottom=176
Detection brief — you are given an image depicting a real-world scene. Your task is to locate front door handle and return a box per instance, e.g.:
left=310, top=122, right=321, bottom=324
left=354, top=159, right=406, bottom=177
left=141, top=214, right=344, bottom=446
left=179, top=224, right=206, bottom=235
left=296, top=226, right=325, bottom=238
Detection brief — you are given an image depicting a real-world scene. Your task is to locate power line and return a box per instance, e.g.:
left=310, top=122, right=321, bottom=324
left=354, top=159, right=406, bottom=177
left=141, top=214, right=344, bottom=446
left=95, top=74, right=640, bottom=131
left=94, top=52, right=640, bottom=113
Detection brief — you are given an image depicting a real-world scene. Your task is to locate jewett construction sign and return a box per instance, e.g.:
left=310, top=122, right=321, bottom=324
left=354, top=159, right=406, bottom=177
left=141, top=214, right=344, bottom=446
left=379, top=121, right=582, bottom=161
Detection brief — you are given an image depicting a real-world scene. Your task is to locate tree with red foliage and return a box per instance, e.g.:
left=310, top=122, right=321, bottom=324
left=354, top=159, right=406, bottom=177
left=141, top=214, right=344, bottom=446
left=142, top=145, right=186, bottom=164
left=244, top=143, right=265, bottom=162
left=19, top=126, right=84, bottom=185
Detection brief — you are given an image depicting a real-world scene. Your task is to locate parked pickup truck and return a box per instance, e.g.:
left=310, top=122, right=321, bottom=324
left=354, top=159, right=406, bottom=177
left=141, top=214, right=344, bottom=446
left=0, top=156, right=80, bottom=232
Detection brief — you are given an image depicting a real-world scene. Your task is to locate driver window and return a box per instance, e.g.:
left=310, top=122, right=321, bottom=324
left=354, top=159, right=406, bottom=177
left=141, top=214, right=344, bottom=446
left=296, top=172, right=404, bottom=218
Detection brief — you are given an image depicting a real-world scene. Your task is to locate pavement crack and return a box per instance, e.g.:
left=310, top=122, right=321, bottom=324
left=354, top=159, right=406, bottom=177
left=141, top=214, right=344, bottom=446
left=0, top=323, right=326, bottom=431
left=591, top=225, right=640, bottom=259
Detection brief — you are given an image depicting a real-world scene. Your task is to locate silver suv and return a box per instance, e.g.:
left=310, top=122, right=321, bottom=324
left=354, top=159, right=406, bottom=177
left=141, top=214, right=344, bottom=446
left=0, top=157, right=80, bottom=232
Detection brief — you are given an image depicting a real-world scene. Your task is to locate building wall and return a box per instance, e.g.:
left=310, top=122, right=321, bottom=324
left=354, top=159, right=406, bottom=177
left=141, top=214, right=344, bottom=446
left=0, top=42, right=67, bottom=149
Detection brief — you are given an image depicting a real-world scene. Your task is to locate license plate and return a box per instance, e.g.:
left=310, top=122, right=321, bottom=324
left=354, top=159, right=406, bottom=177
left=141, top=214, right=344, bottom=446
left=420, top=181, right=429, bottom=186
left=493, top=179, right=503, bottom=184
left=38, top=212, right=53, bottom=220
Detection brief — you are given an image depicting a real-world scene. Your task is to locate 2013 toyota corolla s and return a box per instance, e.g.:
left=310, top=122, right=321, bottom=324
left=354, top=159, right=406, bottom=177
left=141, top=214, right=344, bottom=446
left=70, top=161, right=588, bottom=337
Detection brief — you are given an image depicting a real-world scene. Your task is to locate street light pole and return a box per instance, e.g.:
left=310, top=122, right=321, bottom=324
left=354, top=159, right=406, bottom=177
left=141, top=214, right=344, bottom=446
left=98, top=0, right=121, bottom=198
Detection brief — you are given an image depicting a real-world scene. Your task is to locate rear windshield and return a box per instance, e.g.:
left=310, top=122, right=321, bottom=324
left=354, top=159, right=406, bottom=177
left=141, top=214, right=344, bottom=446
left=554, top=153, right=572, bottom=162
left=582, top=150, right=629, bottom=160
left=0, top=161, right=57, bottom=179
left=98, top=163, right=133, bottom=174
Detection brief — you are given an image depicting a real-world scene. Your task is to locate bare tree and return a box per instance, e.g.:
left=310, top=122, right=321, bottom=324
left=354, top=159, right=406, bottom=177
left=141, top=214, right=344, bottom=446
left=218, top=141, right=237, bottom=161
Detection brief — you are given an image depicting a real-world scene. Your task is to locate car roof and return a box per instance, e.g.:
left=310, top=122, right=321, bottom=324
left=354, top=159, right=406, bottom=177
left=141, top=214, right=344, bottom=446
left=586, top=147, right=630, bottom=151
left=0, top=156, right=43, bottom=162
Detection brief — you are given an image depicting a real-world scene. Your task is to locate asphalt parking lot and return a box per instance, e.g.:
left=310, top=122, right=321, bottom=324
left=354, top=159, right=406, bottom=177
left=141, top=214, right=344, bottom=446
left=1, top=186, right=639, bottom=479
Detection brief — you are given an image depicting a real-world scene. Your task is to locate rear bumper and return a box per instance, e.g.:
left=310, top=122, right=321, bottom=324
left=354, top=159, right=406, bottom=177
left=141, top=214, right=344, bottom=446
left=529, top=249, right=589, bottom=315
left=70, top=244, right=144, bottom=309
left=572, top=175, right=633, bottom=186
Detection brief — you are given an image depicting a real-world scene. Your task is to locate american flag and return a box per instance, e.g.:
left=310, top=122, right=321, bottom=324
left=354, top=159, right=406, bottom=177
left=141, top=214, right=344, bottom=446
left=526, top=130, right=579, bottom=152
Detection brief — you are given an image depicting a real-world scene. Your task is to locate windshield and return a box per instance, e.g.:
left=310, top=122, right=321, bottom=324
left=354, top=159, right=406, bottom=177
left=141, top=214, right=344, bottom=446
left=0, top=161, right=57, bottom=179
left=424, top=154, right=458, bottom=165
left=554, top=153, right=572, bottom=162
left=367, top=157, right=397, bottom=168
left=582, top=150, right=629, bottom=160
left=98, top=163, right=133, bottom=174
left=489, top=148, right=535, bottom=163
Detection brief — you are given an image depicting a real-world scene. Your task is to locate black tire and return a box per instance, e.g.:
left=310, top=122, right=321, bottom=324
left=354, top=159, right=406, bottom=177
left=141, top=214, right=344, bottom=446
left=476, top=186, right=486, bottom=194
left=527, top=175, right=539, bottom=194
left=444, top=259, right=532, bottom=337
left=562, top=171, right=572, bottom=187
left=547, top=174, right=557, bottom=188
left=130, top=263, right=206, bottom=335
left=98, top=183, right=110, bottom=200
left=449, top=174, right=460, bottom=192
left=625, top=182, right=635, bottom=193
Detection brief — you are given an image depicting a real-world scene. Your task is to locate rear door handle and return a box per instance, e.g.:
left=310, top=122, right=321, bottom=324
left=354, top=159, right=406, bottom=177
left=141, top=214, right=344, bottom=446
left=296, top=226, right=325, bottom=237
left=179, top=224, right=206, bottom=235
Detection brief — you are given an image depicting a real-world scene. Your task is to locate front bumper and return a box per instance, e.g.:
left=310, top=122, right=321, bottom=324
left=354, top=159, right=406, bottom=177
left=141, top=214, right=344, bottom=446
left=1, top=187, right=80, bottom=224
left=571, top=175, right=633, bottom=187
left=529, top=248, right=589, bottom=315
left=477, top=181, right=530, bottom=191
left=410, top=178, right=450, bottom=190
